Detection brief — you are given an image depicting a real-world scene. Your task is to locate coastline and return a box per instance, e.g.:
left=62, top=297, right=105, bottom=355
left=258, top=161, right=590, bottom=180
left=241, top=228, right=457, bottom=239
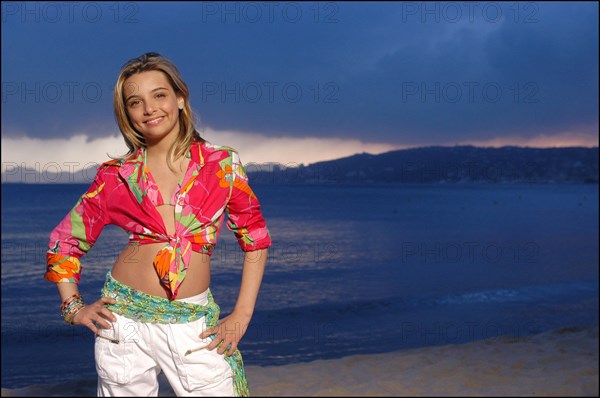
left=3, top=324, right=598, bottom=397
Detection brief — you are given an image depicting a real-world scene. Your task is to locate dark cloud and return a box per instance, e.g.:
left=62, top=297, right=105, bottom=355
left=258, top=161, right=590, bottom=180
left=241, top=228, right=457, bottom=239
left=1, top=2, right=597, bottom=145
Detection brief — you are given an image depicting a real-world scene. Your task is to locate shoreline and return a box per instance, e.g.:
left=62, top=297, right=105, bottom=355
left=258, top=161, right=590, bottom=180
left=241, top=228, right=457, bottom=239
left=3, top=324, right=598, bottom=396
left=247, top=324, right=599, bottom=396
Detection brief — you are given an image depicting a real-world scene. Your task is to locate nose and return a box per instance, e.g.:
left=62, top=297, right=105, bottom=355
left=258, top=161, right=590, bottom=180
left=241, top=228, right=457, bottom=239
left=143, top=100, right=156, bottom=115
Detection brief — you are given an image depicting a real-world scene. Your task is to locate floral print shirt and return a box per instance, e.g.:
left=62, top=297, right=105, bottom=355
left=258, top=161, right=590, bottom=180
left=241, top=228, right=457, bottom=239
left=45, top=141, right=272, bottom=299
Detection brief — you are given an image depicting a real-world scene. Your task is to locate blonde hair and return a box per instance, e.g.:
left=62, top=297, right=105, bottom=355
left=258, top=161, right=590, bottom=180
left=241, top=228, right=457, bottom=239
left=113, top=52, right=204, bottom=169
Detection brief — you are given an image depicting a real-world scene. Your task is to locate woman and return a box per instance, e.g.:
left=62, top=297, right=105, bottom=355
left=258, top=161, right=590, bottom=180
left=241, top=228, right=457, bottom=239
left=45, top=52, right=272, bottom=397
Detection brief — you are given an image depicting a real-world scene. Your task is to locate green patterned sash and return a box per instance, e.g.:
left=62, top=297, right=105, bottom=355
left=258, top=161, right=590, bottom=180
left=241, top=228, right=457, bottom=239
left=101, top=271, right=249, bottom=396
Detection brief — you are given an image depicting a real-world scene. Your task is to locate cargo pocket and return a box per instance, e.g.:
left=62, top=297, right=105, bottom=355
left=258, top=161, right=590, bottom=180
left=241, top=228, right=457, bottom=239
left=94, top=314, right=137, bottom=385
left=168, top=317, right=232, bottom=392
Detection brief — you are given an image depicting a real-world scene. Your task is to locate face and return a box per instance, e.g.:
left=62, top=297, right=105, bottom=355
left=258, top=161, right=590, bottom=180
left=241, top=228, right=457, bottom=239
left=123, top=70, right=184, bottom=146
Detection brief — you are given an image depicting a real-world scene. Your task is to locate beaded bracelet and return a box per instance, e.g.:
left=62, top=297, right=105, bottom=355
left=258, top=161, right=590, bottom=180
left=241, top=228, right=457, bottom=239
left=61, top=296, right=84, bottom=325
left=64, top=303, right=85, bottom=325
left=60, top=295, right=81, bottom=316
left=60, top=294, right=81, bottom=312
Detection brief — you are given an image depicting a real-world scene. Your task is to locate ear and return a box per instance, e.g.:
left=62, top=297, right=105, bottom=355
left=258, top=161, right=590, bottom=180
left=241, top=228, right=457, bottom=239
left=177, top=96, right=185, bottom=110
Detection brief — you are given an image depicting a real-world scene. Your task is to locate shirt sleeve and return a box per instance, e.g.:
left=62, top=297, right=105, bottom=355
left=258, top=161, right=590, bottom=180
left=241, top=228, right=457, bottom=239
left=45, top=166, right=110, bottom=284
left=225, top=150, right=272, bottom=252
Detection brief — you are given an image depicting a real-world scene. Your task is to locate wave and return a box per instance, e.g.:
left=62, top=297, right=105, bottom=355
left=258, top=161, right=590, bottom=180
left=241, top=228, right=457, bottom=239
left=435, top=281, right=598, bottom=305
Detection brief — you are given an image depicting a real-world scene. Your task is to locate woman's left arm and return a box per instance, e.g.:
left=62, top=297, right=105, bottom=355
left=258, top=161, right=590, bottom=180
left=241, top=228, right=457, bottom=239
left=201, top=248, right=268, bottom=356
left=201, top=149, right=272, bottom=356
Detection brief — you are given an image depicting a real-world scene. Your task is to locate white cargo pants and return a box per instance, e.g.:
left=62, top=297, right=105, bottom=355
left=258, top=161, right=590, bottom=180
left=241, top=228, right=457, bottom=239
left=95, top=290, right=234, bottom=396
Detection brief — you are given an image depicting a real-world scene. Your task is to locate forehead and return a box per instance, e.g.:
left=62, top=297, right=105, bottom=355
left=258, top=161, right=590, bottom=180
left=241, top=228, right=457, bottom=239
left=123, top=70, right=172, bottom=96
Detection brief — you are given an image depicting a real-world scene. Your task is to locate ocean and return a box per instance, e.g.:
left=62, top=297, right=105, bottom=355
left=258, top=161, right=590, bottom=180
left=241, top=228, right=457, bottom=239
left=1, top=182, right=598, bottom=389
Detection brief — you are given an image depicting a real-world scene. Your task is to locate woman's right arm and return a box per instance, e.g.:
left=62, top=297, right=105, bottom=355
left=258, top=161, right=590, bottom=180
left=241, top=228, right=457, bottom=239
left=46, top=166, right=117, bottom=334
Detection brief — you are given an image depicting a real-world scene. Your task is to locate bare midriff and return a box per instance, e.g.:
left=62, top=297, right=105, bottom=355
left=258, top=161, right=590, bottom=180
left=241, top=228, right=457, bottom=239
left=110, top=203, right=211, bottom=299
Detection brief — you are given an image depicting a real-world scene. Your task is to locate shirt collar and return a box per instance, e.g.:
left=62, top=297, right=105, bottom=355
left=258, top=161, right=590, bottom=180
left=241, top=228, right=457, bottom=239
left=117, top=141, right=205, bottom=204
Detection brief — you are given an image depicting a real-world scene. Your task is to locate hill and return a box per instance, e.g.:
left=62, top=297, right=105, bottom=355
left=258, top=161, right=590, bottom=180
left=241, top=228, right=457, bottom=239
left=246, top=145, right=599, bottom=184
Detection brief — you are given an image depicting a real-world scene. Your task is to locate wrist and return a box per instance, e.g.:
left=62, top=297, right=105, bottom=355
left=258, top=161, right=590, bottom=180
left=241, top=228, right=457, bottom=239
left=232, top=306, right=254, bottom=320
left=61, top=294, right=85, bottom=325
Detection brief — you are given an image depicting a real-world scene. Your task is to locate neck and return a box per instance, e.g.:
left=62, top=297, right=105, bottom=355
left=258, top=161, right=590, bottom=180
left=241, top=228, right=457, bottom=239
left=145, top=135, right=178, bottom=163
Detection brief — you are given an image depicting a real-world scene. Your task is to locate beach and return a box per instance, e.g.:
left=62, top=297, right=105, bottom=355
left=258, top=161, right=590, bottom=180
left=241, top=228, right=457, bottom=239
left=2, top=324, right=598, bottom=397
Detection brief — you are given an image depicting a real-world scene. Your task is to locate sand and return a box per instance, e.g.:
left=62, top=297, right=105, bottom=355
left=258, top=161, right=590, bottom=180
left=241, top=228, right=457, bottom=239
left=2, top=325, right=598, bottom=397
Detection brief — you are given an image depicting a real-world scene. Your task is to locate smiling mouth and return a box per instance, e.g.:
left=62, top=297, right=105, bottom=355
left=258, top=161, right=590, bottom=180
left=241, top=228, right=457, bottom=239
left=145, top=116, right=164, bottom=126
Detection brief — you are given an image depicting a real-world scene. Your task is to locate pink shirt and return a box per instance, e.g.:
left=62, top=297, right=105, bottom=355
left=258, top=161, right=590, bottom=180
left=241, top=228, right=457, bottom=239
left=45, top=141, right=272, bottom=299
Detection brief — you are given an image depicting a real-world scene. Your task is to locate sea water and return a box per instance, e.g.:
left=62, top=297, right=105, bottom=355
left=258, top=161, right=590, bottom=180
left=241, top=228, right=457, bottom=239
left=1, top=182, right=598, bottom=388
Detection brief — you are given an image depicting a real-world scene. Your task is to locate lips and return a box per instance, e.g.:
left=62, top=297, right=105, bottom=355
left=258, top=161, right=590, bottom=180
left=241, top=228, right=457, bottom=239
left=145, top=116, right=164, bottom=126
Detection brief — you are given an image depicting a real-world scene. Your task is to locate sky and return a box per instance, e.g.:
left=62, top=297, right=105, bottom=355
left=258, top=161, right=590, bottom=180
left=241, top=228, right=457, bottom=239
left=1, top=1, right=598, bottom=173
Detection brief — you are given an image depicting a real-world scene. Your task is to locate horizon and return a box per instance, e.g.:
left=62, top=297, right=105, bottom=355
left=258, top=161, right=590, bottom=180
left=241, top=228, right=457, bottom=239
left=2, top=144, right=597, bottom=185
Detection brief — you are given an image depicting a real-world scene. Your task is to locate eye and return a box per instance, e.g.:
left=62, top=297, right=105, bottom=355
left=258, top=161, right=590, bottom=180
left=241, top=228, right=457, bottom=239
left=155, top=92, right=166, bottom=98
left=128, top=100, right=141, bottom=107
